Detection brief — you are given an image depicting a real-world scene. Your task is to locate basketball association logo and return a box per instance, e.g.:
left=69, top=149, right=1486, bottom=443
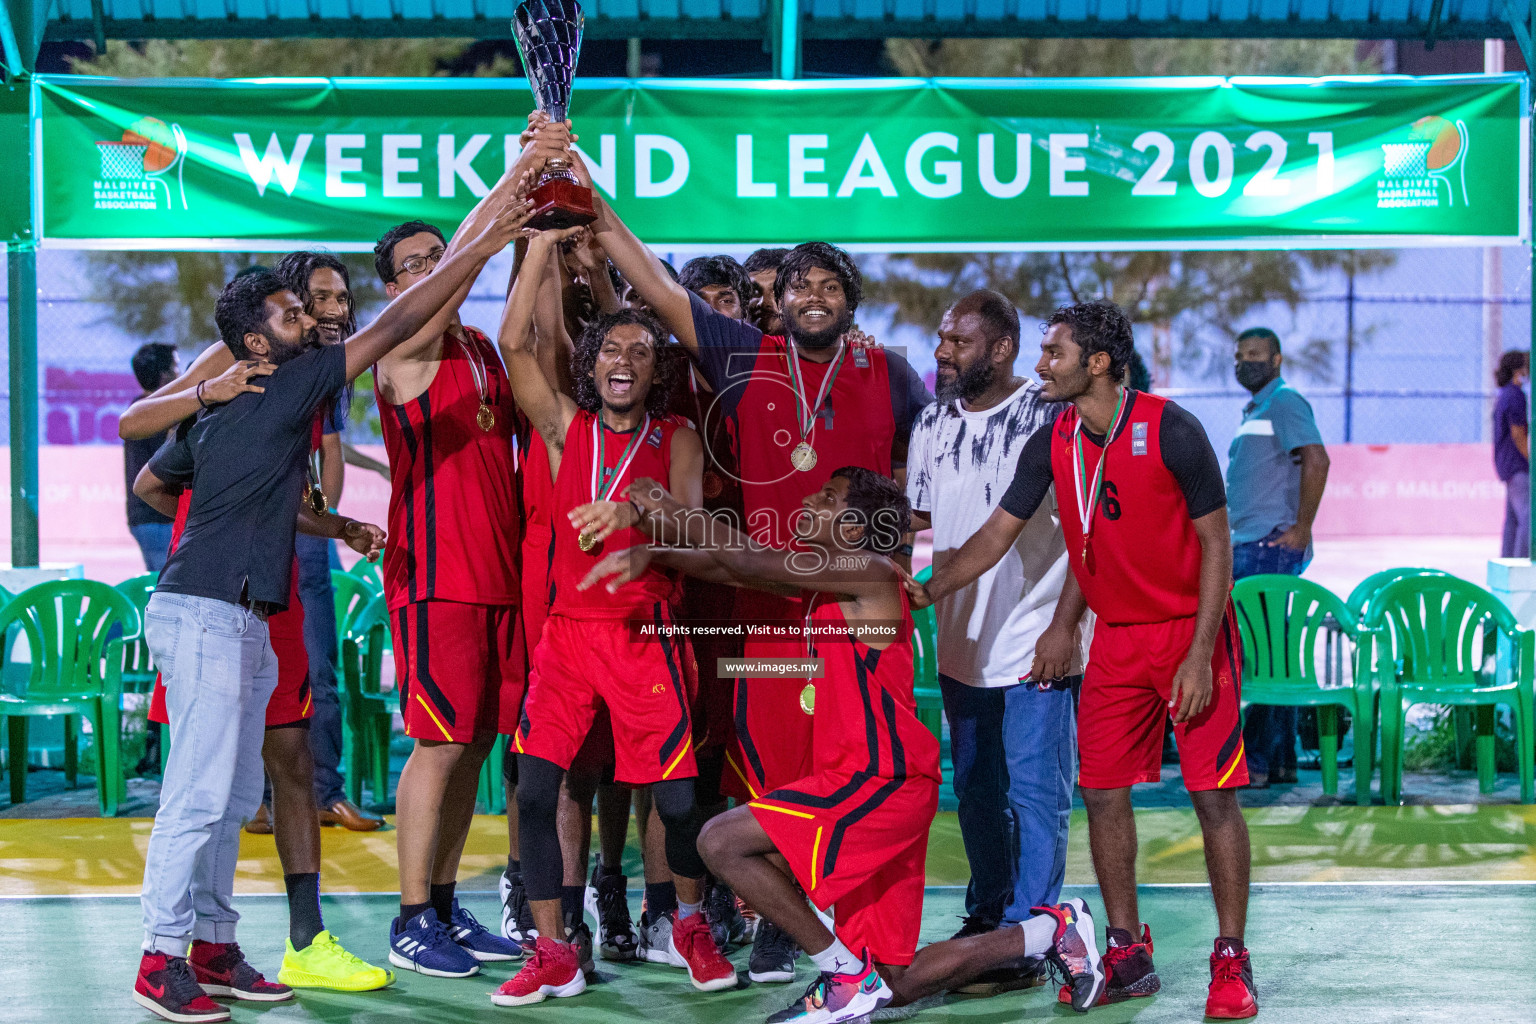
left=1376, top=115, right=1469, bottom=210
left=92, top=117, right=189, bottom=212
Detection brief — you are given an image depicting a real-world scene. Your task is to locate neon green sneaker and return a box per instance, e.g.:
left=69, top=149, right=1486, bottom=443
left=277, top=931, right=395, bottom=992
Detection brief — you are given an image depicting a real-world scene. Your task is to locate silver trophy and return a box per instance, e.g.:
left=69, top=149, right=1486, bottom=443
left=513, top=0, right=596, bottom=228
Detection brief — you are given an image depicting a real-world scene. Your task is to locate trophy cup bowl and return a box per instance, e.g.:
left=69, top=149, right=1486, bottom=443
left=513, top=0, right=597, bottom=230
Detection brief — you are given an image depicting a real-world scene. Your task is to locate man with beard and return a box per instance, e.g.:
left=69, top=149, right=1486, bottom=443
left=905, top=301, right=1256, bottom=1020
left=904, top=289, right=1078, bottom=991
left=132, top=198, right=524, bottom=1022
left=572, top=152, right=931, bottom=982
left=743, top=248, right=788, bottom=335
left=492, top=227, right=735, bottom=1006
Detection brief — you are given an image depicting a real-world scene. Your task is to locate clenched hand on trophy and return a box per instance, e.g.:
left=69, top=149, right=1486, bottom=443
left=513, top=0, right=597, bottom=229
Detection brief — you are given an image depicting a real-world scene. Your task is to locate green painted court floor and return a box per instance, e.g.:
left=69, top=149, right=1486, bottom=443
left=9, top=884, right=1533, bottom=1024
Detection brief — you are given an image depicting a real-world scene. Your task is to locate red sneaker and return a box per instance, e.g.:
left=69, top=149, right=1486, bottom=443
left=133, top=953, right=231, bottom=1023
left=1206, top=938, right=1258, bottom=1019
left=668, top=910, right=738, bottom=992
left=1059, top=924, right=1160, bottom=1006
left=491, top=936, right=587, bottom=1006
left=188, top=941, right=294, bottom=1001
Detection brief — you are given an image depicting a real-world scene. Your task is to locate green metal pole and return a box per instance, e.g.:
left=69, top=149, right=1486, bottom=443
left=1529, top=8, right=1536, bottom=559
left=7, top=244, right=37, bottom=568
left=775, top=0, right=799, bottom=79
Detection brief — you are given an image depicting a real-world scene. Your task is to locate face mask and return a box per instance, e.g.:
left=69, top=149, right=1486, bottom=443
left=1235, top=360, right=1275, bottom=392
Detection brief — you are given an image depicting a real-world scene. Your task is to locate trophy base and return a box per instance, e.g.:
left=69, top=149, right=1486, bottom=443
left=526, top=177, right=597, bottom=230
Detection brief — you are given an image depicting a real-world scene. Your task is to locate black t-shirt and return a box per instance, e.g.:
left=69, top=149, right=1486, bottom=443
left=151, top=344, right=346, bottom=609
left=125, top=423, right=173, bottom=527
left=1000, top=392, right=1226, bottom=521
left=687, top=293, right=931, bottom=466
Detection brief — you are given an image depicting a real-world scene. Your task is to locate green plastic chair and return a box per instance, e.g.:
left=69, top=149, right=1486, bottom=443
left=332, top=570, right=382, bottom=642
left=114, top=574, right=159, bottom=694
left=1346, top=568, right=1447, bottom=622
left=340, top=590, right=397, bottom=808
left=1232, top=575, right=1365, bottom=799
left=0, top=580, right=139, bottom=815
left=910, top=567, right=943, bottom=741
left=477, top=739, right=506, bottom=814
left=1364, top=575, right=1535, bottom=805
left=347, top=556, right=383, bottom=593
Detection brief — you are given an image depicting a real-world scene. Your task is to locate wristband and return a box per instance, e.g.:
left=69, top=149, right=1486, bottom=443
left=195, top=381, right=208, bottom=410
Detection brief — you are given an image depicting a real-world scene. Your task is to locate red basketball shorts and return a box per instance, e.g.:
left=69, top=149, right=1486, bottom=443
left=750, top=771, right=938, bottom=966
left=390, top=599, right=523, bottom=744
left=725, top=636, right=816, bottom=801
left=515, top=608, right=697, bottom=786
left=1078, top=605, right=1248, bottom=792
left=149, top=601, right=311, bottom=729
left=680, top=578, right=738, bottom=753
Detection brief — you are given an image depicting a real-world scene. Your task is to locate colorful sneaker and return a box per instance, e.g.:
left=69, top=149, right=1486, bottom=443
left=565, top=910, right=596, bottom=975
left=389, top=910, right=480, bottom=978
left=1032, top=898, right=1105, bottom=1013
left=278, top=930, right=394, bottom=991
left=133, top=953, right=231, bottom=1023
left=1058, top=924, right=1160, bottom=1006
left=749, top=918, right=800, bottom=983
left=450, top=900, right=522, bottom=961
left=705, top=878, right=752, bottom=951
left=669, top=910, right=738, bottom=991
left=586, top=866, right=638, bottom=961
left=765, top=949, right=891, bottom=1023
left=500, top=867, right=538, bottom=945
left=1206, top=938, right=1258, bottom=1019
left=491, top=936, right=588, bottom=1007
left=638, top=909, right=679, bottom=965
left=188, top=941, right=293, bottom=1002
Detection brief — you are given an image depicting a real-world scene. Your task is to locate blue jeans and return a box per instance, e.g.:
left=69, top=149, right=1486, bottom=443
left=1233, top=530, right=1307, bottom=776
left=130, top=522, right=175, bottom=573
left=939, top=674, right=1076, bottom=926
left=294, top=534, right=345, bottom=806
left=140, top=592, right=277, bottom=953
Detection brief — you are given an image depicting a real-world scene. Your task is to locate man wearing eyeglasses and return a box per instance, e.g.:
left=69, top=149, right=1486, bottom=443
left=369, top=117, right=566, bottom=979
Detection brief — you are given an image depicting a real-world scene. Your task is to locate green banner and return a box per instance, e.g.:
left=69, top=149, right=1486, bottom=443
left=31, top=73, right=1529, bottom=252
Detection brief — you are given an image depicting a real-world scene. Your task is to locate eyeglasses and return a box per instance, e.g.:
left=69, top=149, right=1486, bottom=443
left=395, top=248, right=445, bottom=277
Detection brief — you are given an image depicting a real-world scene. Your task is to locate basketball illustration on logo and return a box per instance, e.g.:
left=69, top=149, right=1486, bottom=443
left=1377, top=114, right=1471, bottom=209
left=94, top=116, right=189, bottom=210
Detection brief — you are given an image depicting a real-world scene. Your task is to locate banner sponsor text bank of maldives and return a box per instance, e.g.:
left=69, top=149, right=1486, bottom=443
left=32, top=74, right=1529, bottom=251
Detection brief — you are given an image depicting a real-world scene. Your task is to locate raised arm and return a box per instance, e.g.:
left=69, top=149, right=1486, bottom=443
left=534, top=238, right=576, bottom=398
left=118, top=342, right=271, bottom=440
left=345, top=193, right=533, bottom=382
left=497, top=228, right=581, bottom=473
left=568, top=149, right=698, bottom=352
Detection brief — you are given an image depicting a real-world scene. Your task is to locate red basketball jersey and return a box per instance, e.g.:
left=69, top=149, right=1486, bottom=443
left=378, top=326, right=520, bottom=610
left=1049, top=393, right=1203, bottom=624
left=804, top=592, right=941, bottom=784
left=548, top=410, right=684, bottom=620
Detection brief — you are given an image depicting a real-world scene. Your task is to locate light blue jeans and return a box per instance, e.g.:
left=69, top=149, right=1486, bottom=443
left=140, top=592, right=278, bottom=954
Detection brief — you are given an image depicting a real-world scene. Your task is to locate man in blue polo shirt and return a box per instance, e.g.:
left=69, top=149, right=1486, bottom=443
left=1227, top=327, right=1330, bottom=788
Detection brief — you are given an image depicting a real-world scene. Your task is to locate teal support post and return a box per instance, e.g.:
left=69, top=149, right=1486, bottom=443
left=773, top=0, right=799, bottom=79
left=7, top=245, right=37, bottom=568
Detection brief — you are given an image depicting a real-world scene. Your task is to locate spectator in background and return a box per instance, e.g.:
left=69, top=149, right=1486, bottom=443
left=1494, top=350, right=1530, bottom=559
left=1227, top=326, right=1330, bottom=788
left=125, top=344, right=179, bottom=572
left=742, top=248, right=788, bottom=335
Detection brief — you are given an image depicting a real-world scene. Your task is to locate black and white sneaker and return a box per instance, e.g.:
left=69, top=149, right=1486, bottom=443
left=565, top=910, right=597, bottom=976
left=499, top=867, right=538, bottom=945
left=1032, top=898, right=1105, bottom=1013
left=637, top=910, right=683, bottom=966
left=585, top=866, right=638, bottom=962
left=748, top=918, right=800, bottom=983
left=705, top=878, right=753, bottom=951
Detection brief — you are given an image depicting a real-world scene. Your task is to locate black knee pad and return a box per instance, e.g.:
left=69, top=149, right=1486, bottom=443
left=514, top=755, right=566, bottom=901
left=650, top=778, right=706, bottom=881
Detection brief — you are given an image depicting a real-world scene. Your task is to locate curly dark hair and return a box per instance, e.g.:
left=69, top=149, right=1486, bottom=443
left=830, top=466, right=911, bottom=556
left=773, top=242, right=862, bottom=315
left=373, top=220, right=446, bottom=284
left=1045, top=300, right=1136, bottom=384
left=679, top=255, right=753, bottom=313
left=214, top=271, right=286, bottom=360
left=572, top=309, right=680, bottom=416
left=273, top=251, right=356, bottom=337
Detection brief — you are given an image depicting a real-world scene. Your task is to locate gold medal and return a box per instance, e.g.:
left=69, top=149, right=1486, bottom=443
left=790, top=441, right=818, bottom=472
left=577, top=530, right=598, bottom=553
left=304, top=484, right=328, bottom=515
left=798, top=683, right=816, bottom=715
left=477, top=403, right=496, bottom=432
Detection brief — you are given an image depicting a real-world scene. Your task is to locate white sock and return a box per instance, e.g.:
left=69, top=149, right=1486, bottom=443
left=677, top=899, right=702, bottom=920
left=1020, top=914, right=1057, bottom=959
left=809, top=938, right=860, bottom=976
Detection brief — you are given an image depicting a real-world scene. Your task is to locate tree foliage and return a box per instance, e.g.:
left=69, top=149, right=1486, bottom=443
left=871, top=38, right=1396, bottom=383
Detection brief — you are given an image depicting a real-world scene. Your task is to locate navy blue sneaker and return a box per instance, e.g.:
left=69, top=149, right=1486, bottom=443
left=449, top=900, right=523, bottom=961
left=389, top=911, right=480, bottom=978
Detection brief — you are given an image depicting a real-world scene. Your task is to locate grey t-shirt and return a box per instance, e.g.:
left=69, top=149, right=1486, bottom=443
left=1226, top=377, right=1324, bottom=545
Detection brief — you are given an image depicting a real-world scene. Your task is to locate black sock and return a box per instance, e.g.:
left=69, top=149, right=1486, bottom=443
left=430, top=882, right=457, bottom=925
left=400, top=901, right=432, bottom=926
left=508, top=858, right=521, bottom=876
left=284, top=873, right=323, bottom=951
left=646, top=881, right=677, bottom=919
left=598, top=860, right=623, bottom=879
left=561, top=885, right=585, bottom=923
